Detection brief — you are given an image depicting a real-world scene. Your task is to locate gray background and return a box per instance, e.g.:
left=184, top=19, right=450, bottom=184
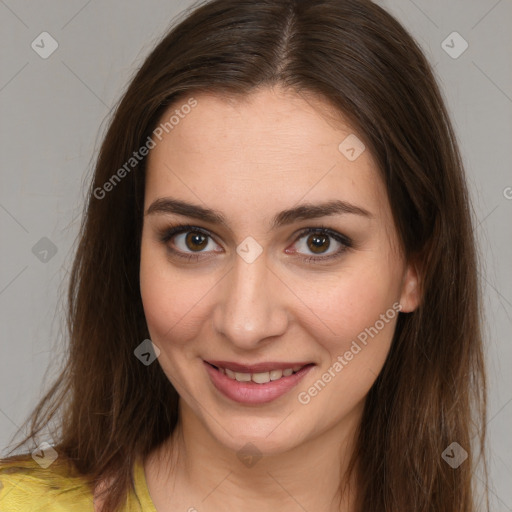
left=1, top=0, right=510, bottom=509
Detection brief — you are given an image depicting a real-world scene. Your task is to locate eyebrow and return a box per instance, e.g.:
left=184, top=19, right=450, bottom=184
left=145, top=197, right=372, bottom=229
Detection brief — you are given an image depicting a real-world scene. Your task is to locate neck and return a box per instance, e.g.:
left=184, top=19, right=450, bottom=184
left=146, top=399, right=362, bottom=512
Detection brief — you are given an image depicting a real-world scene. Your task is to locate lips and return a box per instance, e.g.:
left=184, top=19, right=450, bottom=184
left=203, top=360, right=315, bottom=404
left=206, top=360, right=312, bottom=373
left=207, top=361, right=307, bottom=384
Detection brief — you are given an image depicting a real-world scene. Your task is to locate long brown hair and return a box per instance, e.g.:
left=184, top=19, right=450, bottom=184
left=2, top=0, right=488, bottom=510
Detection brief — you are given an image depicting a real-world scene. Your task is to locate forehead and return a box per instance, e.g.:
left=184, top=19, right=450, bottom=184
left=151, top=88, right=361, bottom=163
left=144, top=87, right=389, bottom=223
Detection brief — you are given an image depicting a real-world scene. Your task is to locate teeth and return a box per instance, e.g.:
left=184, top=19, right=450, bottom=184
left=219, top=365, right=304, bottom=384
left=252, top=372, right=271, bottom=384
left=234, top=372, right=251, bottom=382
left=269, top=369, right=283, bottom=381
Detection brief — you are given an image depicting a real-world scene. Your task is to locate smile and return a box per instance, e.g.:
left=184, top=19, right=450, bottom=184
left=204, top=360, right=315, bottom=404
left=214, top=364, right=304, bottom=383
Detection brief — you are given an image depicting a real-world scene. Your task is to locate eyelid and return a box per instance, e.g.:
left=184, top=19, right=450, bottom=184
left=159, top=224, right=216, bottom=244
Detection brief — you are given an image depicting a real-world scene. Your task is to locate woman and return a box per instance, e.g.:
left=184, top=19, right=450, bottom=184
left=0, top=0, right=488, bottom=511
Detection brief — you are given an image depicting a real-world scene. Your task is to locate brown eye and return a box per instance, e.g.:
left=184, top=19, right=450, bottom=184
left=160, top=226, right=222, bottom=260
left=290, top=227, right=352, bottom=263
left=306, top=234, right=330, bottom=254
left=185, top=231, right=208, bottom=251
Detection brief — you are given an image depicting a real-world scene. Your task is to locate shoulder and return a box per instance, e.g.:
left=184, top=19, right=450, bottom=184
left=0, top=455, right=94, bottom=511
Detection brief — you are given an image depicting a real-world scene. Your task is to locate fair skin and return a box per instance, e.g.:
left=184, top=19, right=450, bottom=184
left=102, top=87, right=419, bottom=512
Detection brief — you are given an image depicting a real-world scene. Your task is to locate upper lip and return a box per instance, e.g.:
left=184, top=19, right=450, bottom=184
left=205, top=360, right=313, bottom=373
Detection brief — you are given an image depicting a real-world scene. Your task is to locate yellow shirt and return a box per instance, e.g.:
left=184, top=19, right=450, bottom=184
left=0, top=455, right=157, bottom=511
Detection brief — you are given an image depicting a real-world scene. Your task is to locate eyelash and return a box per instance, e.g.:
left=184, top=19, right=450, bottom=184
left=158, top=224, right=353, bottom=264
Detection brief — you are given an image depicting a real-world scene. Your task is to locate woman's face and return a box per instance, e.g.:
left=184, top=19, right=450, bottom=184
left=140, top=87, right=419, bottom=455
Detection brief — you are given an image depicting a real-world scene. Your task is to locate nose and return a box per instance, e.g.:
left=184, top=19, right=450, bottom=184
left=212, top=253, right=289, bottom=350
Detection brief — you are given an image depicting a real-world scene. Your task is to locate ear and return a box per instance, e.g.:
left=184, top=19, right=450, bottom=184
left=399, top=261, right=421, bottom=313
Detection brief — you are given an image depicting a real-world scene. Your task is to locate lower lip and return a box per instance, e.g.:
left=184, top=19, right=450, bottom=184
left=204, top=361, right=314, bottom=405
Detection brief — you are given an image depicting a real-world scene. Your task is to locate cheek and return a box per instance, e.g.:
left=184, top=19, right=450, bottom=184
left=140, top=238, right=185, bottom=344
left=295, top=272, right=400, bottom=419
left=139, top=238, right=217, bottom=350
left=303, top=259, right=401, bottom=365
